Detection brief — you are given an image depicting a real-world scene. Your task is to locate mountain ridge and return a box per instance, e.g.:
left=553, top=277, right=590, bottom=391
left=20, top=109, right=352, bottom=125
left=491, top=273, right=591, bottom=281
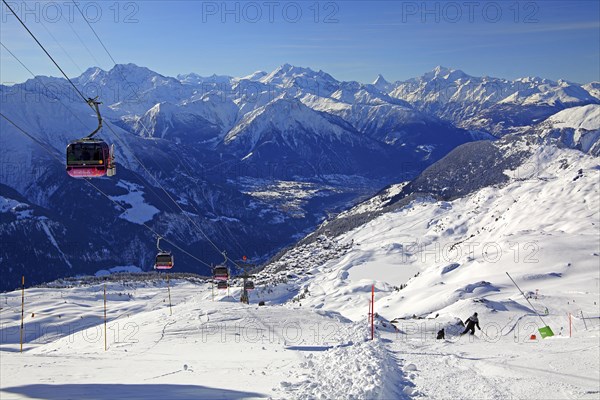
left=1, top=63, right=598, bottom=292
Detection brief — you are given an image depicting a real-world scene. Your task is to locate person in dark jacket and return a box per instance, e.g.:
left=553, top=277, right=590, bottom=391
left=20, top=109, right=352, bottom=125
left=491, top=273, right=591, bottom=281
left=436, top=328, right=445, bottom=340
left=461, top=312, right=480, bottom=335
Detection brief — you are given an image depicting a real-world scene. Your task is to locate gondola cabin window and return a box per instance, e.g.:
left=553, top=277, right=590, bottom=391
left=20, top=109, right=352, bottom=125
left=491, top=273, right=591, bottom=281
left=67, top=142, right=104, bottom=164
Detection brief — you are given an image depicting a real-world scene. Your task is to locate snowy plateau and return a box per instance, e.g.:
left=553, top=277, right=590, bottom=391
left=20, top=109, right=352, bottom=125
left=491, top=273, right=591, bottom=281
left=0, top=64, right=599, bottom=399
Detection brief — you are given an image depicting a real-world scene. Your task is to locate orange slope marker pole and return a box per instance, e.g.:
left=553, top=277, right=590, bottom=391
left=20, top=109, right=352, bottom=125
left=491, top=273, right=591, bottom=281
left=20, top=276, right=25, bottom=353
left=569, top=313, right=572, bottom=338
left=104, top=284, right=107, bottom=351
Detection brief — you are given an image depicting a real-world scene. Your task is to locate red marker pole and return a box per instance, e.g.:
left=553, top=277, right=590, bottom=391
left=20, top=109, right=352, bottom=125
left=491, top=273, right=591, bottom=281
left=103, top=284, right=107, bottom=351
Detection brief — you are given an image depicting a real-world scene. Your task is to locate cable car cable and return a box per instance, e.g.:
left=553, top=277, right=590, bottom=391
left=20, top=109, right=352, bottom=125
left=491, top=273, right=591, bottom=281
left=0, top=42, right=93, bottom=131
left=37, top=17, right=84, bottom=75
left=71, top=0, right=119, bottom=66
left=0, top=112, right=63, bottom=160
left=1, top=0, right=90, bottom=107
left=60, top=8, right=103, bottom=69
left=0, top=42, right=36, bottom=77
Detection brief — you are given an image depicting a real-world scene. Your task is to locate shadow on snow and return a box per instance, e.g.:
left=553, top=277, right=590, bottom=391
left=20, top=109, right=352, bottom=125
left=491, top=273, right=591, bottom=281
left=1, top=383, right=266, bottom=400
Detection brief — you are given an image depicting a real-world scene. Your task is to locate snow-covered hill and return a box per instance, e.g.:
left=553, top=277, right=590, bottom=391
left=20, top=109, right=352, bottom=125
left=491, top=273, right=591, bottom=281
left=537, top=104, right=600, bottom=155
left=1, top=214, right=598, bottom=400
left=0, top=278, right=408, bottom=399
left=257, top=131, right=599, bottom=320
left=241, top=130, right=600, bottom=396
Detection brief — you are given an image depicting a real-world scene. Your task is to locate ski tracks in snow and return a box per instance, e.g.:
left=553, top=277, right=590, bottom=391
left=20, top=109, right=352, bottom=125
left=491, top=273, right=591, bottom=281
left=388, top=333, right=600, bottom=400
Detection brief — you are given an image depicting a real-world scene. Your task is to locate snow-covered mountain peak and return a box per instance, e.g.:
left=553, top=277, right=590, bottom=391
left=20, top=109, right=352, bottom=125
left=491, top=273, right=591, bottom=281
left=499, top=82, right=598, bottom=107
left=75, top=63, right=179, bottom=97
left=79, top=66, right=104, bottom=82
left=148, top=101, right=176, bottom=115
left=424, top=66, right=469, bottom=81
left=515, top=76, right=549, bottom=85
left=389, top=67, right=600, bottom=134
left=225, top=95, right=342, bottom=141
left=373, top=74, right=390, bottom=86
left=178, top=72, right=234, bottom=85
left=582, top=82, right=600, bottom=100
left=260, top=64, right=339, bottom=93
left=371, top=74, right=394, bottom=93
left=330, top=81, right=406, bottom=107
left=108, top=63, right=164, bottom=81
left=239, top=70, right=268, bottom=81
left=221, top=94, right=368, bottom=157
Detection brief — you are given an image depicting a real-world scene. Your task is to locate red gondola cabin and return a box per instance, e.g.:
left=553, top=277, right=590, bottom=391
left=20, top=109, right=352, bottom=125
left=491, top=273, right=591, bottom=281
left=213, top=266, right=229, bottom=281
left=154, top=252, right=174, bottom=270
left=217, top=281, right=228, bottom=290
left=66, top=139, right=115, bottom=178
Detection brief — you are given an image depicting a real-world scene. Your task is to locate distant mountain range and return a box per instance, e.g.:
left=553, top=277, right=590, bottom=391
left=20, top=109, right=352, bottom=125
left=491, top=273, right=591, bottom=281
left=1, top=63, right=598, bottom=291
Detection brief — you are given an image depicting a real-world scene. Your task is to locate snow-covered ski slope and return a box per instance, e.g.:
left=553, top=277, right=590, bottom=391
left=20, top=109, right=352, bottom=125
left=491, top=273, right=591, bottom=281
left=1, top=271, right=598, bottom=399
left=252, top=139, right=599, bottom=398
left=0, top=281, right=403, bottom=399
left=1, top=142, right=599, bottom=398
left=284, top=143, right=600, bottom=323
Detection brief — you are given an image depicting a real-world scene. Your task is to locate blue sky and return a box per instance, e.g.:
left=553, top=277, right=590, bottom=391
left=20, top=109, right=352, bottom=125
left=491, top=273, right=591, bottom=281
left=1, top=1, right=599, bottom=84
